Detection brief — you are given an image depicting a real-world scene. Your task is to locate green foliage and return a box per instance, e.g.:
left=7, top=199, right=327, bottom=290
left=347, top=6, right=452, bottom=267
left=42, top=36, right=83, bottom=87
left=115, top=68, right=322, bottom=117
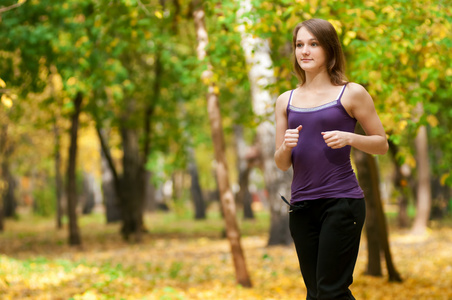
left=248, top=0, right=452, bottom=185
left=1, top=0, right=451, bottom=216
left=32, top=185, right=56, bottom=217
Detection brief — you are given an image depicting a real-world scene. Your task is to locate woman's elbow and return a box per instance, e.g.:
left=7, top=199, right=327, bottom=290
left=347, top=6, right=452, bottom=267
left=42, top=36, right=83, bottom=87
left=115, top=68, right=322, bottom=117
left=274, top=154, right=290, bottom=171
left=276, top=164, right=290, bottom=172
left=378, top=139, right=389, bottom=155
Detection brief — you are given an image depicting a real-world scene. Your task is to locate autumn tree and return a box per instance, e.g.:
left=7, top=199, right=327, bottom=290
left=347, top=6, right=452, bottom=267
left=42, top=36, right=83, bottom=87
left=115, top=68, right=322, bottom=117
left=192, top=0, right=252, bottom=287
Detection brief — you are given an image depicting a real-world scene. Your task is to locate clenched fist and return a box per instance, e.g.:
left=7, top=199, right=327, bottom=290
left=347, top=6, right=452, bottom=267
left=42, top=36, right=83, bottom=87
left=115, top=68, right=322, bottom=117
left=321, top=130, right=350, bottom=149
left=284, top=125, right=302, bottom=149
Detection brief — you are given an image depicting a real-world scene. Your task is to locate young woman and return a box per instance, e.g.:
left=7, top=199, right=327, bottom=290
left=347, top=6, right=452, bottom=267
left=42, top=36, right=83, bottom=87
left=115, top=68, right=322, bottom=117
left=274, top=19, right=388, bottom=300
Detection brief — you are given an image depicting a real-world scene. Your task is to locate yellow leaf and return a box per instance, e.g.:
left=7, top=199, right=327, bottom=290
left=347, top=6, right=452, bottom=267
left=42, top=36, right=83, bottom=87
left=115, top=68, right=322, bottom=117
left=428, top=81, right=437, bottom=92
left=368, top=71, right=381, bottom=81
left=0, top=78, right=5, bottom=88
left=446, top=68, right=452, bottom=77
left=363, top=9, right=376, bottom=20
left=67, top=77, right=77, bottom=86
left=1, top=94, right=13, bottom=108
left=440, top=173, right=450, bottom=186
left=398, top=120, right=408, bottom=131
left=328, top=19, right=343, bottom=35
left=426, top=115, right=438, bottom=127
left=155, top=11, right=163, bottom=19
left=425, top=56, right=436, bottom=68
left=18, top=0, right=26, bottom=3
left=343, top=31, right=356, bottom=46
left=400, top=53, right=409, bottom=65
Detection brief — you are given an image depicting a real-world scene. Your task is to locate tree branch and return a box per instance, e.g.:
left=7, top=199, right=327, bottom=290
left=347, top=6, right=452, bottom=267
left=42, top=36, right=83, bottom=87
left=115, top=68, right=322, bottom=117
left=95, top=126, right=120, bottom=189
left=136, top=0, right=151, bottom=17
left=0, top=1, right=26, bottom=14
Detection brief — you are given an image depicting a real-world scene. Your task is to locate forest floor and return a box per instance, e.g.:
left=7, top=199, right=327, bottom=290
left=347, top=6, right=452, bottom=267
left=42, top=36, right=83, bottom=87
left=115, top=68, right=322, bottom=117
left=1, top=207, right=452, bottom=300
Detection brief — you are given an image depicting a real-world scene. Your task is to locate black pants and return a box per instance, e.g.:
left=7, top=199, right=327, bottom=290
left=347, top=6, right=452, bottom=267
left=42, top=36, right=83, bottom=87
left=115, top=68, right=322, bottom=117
left=289, top=198, right=365, bottom=300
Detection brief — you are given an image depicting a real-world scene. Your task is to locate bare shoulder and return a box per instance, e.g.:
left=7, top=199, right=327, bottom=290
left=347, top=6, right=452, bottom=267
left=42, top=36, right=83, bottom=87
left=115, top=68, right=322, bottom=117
left=345, top=82, right=371, bottom=100
left=276, top=90, right=293, bottom=105
left=275, top=89, right=293, bottom=111
left=342, top=82, right=374, bottom=118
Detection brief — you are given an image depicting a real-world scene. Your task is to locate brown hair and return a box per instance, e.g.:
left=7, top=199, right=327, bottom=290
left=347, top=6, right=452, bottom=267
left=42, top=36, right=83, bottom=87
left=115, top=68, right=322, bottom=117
left=292, top=19, right=347, bottom=86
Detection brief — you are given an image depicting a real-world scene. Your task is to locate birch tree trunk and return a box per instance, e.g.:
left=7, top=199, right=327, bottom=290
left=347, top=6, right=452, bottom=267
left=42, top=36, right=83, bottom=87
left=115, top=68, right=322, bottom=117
left=238, top=0, right=292, bottom=245
left=192, top=0, right=252, bottom=287
left=411, top=124, right=432, bottom=235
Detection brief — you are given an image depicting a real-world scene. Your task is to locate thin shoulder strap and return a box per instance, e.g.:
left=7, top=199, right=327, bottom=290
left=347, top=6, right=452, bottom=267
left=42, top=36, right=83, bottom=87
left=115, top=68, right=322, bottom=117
left=288, top=89, right=294, bottom=105
left=336, top=83, right=348, bottom=101
left=286, top=90, right=294, bottom=116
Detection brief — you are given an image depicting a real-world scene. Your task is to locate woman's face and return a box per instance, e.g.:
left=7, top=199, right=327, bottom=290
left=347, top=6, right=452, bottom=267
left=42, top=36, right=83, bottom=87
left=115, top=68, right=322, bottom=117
left=295, top=26, right=327, bottom=73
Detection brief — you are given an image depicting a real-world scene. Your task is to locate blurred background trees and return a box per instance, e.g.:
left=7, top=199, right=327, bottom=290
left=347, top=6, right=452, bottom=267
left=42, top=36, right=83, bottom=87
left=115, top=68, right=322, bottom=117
left=0, top=0, right=451, bottom=283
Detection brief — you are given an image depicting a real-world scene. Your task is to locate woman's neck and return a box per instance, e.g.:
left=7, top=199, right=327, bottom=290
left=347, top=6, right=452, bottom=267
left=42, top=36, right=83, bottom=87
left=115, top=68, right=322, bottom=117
left=303, top=69, right=331, bottom=89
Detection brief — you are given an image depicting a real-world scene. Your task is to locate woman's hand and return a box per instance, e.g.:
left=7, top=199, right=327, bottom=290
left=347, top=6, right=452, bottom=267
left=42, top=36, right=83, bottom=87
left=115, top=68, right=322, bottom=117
left=321, top=130, right=351, bottom=149
left=284, top=125, right=303, bottom=149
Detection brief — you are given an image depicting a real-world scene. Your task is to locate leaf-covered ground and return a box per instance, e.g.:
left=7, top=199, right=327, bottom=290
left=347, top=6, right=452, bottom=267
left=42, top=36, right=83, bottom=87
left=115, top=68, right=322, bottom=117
left=1, top=210, right=451, bottom=299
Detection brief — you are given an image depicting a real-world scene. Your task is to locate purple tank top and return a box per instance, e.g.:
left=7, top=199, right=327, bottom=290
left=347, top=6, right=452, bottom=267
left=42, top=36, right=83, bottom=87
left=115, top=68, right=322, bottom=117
left=287, top=84, right=364, bottom=203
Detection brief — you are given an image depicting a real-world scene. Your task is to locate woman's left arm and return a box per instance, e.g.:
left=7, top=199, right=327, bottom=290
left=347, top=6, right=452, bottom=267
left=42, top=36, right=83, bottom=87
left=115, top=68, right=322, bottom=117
left=322, top=83, right=388, bottom=155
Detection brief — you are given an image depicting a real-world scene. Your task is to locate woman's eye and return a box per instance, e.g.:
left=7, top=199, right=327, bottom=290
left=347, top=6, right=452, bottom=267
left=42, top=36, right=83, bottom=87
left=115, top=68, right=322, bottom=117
left=311, top=42, right=318, bottom=46
left=296, top=43, right=303, bottom=47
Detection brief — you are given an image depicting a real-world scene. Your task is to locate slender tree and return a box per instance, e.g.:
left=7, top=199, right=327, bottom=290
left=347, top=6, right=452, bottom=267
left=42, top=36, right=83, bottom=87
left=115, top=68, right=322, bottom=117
left=354, top=125, right=402, bottom=282
left=233, top=125, right=254, bottom=219
left=238, top=0, right=293, bottom=245
left=411, top=123, right=432, bottom=235
left=192, top=0, right=252, bottom=287
left=388, top=140, right=412, bottom=228
left=187, top=147, right=206, bottom=219
left=53, top=119, right=64, bottom=229
left=66, top=92, right=83, bottom=246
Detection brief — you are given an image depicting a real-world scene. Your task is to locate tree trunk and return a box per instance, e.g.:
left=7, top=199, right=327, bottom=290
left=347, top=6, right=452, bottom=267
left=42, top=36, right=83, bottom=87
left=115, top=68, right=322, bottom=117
left=54, top=120, right=64, bottom=229
left=238, top=1, right=292, bottom=244
left=66, top=92, right=83, bottom=246
left=430, top=175, right=450, bottom=220
left=100, top=138, right=121, bottom=223
left=0, top=198, right=3, bottom=231
left=120, top=126, right=145, bottom=241
left=354, top=125, right=402, bottom=282
left=2, top=165, right=16, bottom=218
left=234, top=125, right=254, bottom=219
left=353, top=148, right=382, bottom=277
left=81, top=171, right=96, bottom=215
left=388, top=140, right=412, bottom=228
left=0, top=123, right=6, bottom=231
left=0, top=121, right=16, bottom=219
left=193, top=0, right=252, bottom=287
left=259, top=124, right=293, bottom=246
left=411, top=124, right=432, bottom=235
left=188, top=147, right=206, bottom=219
left=172, top=170, right=184, bottom=202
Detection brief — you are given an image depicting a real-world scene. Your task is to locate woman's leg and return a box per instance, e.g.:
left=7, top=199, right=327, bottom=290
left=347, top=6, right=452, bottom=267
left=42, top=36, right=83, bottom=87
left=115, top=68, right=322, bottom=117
left=289, top=201, right=321, bottom=300
left=316, top=198, right=366, bottom=300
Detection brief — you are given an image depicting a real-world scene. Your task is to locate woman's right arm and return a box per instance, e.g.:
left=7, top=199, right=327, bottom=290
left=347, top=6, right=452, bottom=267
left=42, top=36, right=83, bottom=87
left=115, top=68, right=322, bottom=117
left=274, top=92, right=301, bottom=171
